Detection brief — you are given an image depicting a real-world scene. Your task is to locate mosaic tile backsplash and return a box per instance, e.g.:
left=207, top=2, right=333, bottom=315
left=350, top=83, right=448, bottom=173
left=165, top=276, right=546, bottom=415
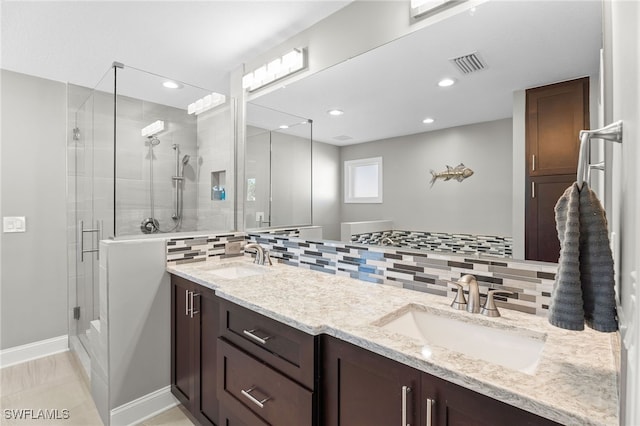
left=351, top=230, right=513, bottom=258
left=166, top=232, right=245, bottom=264
left=166, top=231, right=557, bottom=317
left=247, top=233, right=556, bottom=317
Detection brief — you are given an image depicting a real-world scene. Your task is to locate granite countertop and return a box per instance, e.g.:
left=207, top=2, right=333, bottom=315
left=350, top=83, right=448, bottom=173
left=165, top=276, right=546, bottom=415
left=167, top=257, right=619, bottom=426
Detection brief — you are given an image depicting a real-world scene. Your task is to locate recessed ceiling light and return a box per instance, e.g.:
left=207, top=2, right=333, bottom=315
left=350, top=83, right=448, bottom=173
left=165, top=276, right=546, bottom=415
left=327, top=109, right=344, bottom=116
left=163, top=81, right=182, bottom=89
left=438, top=78, right=456, bottom=87
left=422, top=118, right=435, bottom=124
left=279, top=125, right=289, bottom=129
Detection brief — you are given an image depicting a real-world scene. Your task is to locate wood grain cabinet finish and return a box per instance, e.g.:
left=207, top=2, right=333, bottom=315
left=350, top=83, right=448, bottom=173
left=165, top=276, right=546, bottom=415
left=170, top=275, right=219, bottom=426
left=526, top=77, right=589, bottom=177
left=219, top=299, right=315, bottom=389
left=321, top=336, right=421, bottom=426
left=218, top=338, right=313, bottom=426
left=525, top=77, right=589, bottom=262
left=322, top=336, right=560, bottom=426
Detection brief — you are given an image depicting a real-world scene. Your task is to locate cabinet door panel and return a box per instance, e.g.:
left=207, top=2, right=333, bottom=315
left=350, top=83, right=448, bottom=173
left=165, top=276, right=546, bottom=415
left=526, top=77, right=589, bottom=176
left=422, top=373, right=561, bottom=426
left=322, top=336, right=420, bottom=426
left=525, top=174, right=574, bottom=262
left=171, top=277, right=194, bottom=408
left=196, top=287, right=219, bottom=426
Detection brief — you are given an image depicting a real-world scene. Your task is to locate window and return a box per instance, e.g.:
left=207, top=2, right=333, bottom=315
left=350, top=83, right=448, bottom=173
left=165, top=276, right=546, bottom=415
left=344, top=157, right=383, bottom=203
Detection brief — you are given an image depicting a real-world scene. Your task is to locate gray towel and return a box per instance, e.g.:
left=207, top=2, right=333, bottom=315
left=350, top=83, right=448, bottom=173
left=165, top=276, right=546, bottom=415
left=548, top=182, right=618, bottom=332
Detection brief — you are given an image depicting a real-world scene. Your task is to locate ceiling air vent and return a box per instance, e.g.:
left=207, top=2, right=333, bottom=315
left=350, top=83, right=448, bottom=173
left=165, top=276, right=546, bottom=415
left=449, top=52, right=486, bottom=74
left=333, top=135, right=353, bottom=141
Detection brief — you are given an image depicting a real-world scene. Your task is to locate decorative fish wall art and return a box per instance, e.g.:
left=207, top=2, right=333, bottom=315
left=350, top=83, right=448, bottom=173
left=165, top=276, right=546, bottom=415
left=429, top=163, right=474, bottom=187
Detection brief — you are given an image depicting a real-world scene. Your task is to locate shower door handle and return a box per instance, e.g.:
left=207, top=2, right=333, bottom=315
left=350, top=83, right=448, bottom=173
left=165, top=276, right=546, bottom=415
left=79, top=220, right=102, bottom=262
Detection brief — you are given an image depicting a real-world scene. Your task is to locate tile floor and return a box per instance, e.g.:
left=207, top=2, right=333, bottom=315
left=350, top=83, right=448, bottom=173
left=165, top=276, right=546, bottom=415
left=0, top=351, right=194, bottom=425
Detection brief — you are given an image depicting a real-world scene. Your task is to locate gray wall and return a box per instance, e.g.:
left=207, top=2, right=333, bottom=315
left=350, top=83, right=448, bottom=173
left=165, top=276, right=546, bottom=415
left=1, top=70, right=68, bottom=349
left=340, top=118, right=513, bottom=237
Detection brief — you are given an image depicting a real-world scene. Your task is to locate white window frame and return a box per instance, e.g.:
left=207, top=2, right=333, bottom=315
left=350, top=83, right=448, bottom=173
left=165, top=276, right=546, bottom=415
left=344, top=157, right=383, bottom=204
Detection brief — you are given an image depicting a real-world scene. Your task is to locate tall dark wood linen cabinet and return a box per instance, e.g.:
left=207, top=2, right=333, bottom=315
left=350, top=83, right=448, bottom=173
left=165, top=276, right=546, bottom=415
left=525, top=77, right=590, bottom=263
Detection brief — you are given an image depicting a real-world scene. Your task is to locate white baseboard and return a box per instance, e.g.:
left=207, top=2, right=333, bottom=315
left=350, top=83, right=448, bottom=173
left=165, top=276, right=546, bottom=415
left=110, top=385, right=179, bottom=426
left=0, top=335, right=69, bottom=368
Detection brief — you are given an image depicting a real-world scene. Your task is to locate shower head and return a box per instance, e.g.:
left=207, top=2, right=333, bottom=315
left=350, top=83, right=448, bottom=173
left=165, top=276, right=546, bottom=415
left=182, top=155, right=190, bottom=165
left=148, top=136, right=161, bottom=146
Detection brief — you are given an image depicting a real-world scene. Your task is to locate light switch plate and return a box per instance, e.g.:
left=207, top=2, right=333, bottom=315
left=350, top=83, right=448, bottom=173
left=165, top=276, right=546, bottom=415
left=3, top=216, right=26, bottom=233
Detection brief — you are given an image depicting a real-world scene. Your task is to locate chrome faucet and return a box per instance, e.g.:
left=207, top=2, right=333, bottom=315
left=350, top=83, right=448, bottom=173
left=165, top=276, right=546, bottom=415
left=380, top=237, right=397, bottom=246
left=448, top=275, right=480, bottom=313
left=449, top=275, right=514, bottom=317
left=244, top=243, right=272, bottom=265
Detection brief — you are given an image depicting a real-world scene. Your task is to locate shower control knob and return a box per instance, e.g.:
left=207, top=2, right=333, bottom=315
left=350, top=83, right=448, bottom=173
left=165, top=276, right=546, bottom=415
left=141, top=217, right=159, bottom=234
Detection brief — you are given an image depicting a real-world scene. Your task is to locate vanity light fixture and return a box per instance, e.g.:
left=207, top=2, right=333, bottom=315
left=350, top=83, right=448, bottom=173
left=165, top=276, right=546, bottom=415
left=187, top=92, right=226, bottom=115
left=141, top=120, right=165, bottom=137
left=162, top=80, right=182, bottom=89
left=327, top=109, right=344, bottom=116
left=423, top=117, right=435, bottom=124
left=242, top=48, right=307, bottom=92
left=438, top=77, right=456, bottom=87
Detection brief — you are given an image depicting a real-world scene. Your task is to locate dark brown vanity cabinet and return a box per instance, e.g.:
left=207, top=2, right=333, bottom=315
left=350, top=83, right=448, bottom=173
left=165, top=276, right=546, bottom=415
left=217, top=300, right=317, bottom=426
left=170, top=275, right=219, bottom=426
left=322, top=336, right=560, bottom=426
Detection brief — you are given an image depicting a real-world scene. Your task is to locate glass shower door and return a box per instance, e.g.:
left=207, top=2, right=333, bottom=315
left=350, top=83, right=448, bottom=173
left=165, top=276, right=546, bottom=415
left=69, top=69, right=115, bottom=356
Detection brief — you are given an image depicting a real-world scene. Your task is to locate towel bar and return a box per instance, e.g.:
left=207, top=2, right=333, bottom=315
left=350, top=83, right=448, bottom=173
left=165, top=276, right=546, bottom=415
left=576, top=120, right=623, bottom=189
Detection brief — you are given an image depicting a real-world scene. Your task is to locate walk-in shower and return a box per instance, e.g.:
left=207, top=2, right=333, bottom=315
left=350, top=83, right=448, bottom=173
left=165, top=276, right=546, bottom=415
left=67, top=62, right=237, bottom=372
left=140, top=136, right=191, bottom=234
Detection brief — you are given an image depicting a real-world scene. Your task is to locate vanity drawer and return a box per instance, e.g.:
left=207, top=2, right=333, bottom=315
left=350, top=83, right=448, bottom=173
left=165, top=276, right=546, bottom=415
left=218, top=338, right=313, bottom=426
left=219, top=299, right=315, bottom=389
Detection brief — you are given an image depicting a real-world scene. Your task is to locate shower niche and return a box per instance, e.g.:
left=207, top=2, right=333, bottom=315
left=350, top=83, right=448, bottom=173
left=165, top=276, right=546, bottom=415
left=211, top=170, right=227, bottom=201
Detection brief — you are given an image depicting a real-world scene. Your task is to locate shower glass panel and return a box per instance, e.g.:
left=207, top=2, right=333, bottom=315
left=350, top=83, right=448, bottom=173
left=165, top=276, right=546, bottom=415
left=114, top=66, right=236, bottom=236
left=68, top=63, right=236, bottom=359
left=245, top=103, right=312, bottom=230
left=67, top=67, right=115, bottom=356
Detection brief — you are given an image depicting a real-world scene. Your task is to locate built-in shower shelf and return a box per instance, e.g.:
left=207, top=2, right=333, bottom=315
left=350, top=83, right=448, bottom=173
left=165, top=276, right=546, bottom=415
left=212, top=170, right=227, bottom=201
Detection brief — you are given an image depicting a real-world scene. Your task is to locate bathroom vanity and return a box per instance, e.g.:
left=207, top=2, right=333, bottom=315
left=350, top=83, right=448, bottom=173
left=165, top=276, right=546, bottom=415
left=168, top=257, right=618, bottom=426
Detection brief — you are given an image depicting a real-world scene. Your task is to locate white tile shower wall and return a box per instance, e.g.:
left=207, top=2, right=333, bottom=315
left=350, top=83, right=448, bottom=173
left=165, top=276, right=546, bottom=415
left=196, top=104, right=235, bottom=232
left=115, top=94, right=199, bottom=236
left=247, top=234, right=556, bottom=316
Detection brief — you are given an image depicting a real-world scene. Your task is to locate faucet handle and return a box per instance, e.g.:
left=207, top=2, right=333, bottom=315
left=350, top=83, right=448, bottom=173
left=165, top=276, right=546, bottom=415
left=263, top=250, right=273, bottom=266
left=447, top=280, right=468, bottom=310
left=480, top=290, right=513, bottom=317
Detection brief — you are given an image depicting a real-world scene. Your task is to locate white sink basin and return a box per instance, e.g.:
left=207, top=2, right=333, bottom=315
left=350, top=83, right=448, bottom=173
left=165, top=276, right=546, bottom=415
left=208, top=263, right=271, bottom=280
left=376, top=305, right=546, bottom=375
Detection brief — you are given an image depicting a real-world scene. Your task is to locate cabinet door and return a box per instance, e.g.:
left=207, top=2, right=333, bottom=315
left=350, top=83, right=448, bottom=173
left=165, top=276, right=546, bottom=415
left=525, top=174, right=574, bottom=262
left=422, top=373, right=561, bottom=426
left=322, top=336, right=420, bottom=426
left=195, top=287, right=219, bottom=426
left=171, top=276, right=194, bottom=409
left=526, top=77, right=589, bottom=177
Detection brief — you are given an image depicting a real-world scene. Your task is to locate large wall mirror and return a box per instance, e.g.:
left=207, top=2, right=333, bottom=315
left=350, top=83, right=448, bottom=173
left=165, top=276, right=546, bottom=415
left=246, top=0, right=602, bottom=262
left=245, top=103, right=312, bottom=230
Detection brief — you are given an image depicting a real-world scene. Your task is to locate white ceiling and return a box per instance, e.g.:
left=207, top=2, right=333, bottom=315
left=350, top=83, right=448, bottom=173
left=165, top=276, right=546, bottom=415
left=1, top=1, right=351, bottom=96
left=248, top=0, right=603, bottom=145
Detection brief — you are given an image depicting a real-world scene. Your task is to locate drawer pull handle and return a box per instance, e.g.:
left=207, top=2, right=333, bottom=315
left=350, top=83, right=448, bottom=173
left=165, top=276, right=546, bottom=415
left=241, top=386, right=271, bottom=409
left=426, top=398, right=435, bottom=426
left=243, top=329, right=271, bottom=345
left=402, top=385, right=411, bottom=426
